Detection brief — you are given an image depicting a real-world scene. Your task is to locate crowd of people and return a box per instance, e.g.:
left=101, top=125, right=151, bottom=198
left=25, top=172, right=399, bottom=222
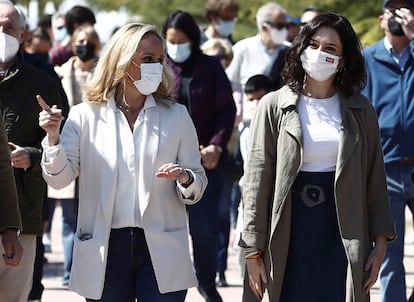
left=0, top=0, right=414, bottom=301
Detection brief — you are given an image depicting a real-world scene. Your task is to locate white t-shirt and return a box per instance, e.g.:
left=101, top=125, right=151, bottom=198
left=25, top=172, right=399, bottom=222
left=298, top=93, right=341, bottom=172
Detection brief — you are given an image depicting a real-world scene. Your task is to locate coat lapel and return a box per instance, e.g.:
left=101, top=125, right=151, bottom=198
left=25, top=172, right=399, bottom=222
left=279, top=86, right=303, bottom=150
left=336, top=96, right=360, bottom=181
left=138, top=97, right=160, bottom=218
left=98, top=99, right=118, bottom=225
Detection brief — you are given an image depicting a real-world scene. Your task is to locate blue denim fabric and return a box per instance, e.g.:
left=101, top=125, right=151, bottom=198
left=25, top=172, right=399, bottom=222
left=380, top=162, right=414, bottom=302
left=187, top=169, right=223, bottom=287
left=86, top=228, right=187, bottom=302
left=60, top=198, right=78, bottom=284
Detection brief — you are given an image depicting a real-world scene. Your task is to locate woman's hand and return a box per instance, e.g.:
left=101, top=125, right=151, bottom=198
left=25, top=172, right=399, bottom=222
left=155, top=163, right=190, bottom=184
left=37, top=95, right=63, bottom=146
left=364, top=236, right=387, bottom=293
left=246, top=256, right=267, bottom=300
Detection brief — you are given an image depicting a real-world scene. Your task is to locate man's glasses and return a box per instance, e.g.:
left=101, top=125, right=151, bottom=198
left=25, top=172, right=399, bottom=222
left=265, top=21, right=288, bottom=30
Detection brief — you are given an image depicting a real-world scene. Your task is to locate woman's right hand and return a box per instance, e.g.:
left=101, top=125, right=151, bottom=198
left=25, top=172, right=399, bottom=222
left=246, top=256, right=267, bottom=300
left=37, top=95, right=63, bottom=146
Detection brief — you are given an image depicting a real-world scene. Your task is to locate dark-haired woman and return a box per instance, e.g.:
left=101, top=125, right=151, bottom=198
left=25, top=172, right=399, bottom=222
left=162, top=10, right=236, bottom=302
left=239, top=12, right=396, bottom=302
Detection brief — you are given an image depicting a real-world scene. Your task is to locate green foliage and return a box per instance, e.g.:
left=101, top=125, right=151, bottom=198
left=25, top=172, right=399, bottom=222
left=83, top=0, right=386, bottom=44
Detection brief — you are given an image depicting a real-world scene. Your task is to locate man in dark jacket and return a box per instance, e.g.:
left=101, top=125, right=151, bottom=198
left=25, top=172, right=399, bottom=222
left=0, top=1, right=65, bottom=300
left=0, top=115, right=22, bottom=267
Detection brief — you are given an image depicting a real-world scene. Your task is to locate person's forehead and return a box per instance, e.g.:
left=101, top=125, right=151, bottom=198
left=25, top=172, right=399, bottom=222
left=0, top=3, right=19, bottom=23
left=75, top=31, right=88, bottom=41
left=54, top=17, right=65, bottom=27
left=270, top=9, right=286, bottom=22
left=219, top=7, right=238, bottom=18
left=137, top=33, right=163, bottom=53
left=311, top=27, right=342, bottom=47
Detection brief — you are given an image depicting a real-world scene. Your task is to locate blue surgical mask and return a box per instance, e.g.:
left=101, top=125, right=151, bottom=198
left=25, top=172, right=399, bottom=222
left=166, top=41, right=191, bottom=63
left=215, top=20, right=235, bottom=37
left=54, top=27, right=67, bottom=43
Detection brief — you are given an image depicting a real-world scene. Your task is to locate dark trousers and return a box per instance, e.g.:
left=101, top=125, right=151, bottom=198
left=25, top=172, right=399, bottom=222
left=217, top=174, right=232, bottom=274
left=86, top=228, right=187, bottom=302
left=188, top=169, right=223, bottom=287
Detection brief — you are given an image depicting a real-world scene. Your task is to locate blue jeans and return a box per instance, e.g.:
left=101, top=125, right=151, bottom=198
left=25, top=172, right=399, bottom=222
left=187, top=169, right=223, bottom=287
left=61, top=198, right=78, bottom=284
left=380, top=162, right=414, bottom=302
left=86, top=228, right=187, bottom=302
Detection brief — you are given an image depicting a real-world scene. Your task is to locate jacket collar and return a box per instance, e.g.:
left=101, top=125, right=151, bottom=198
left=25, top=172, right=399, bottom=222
left=278, top=85, right=367, bottom=110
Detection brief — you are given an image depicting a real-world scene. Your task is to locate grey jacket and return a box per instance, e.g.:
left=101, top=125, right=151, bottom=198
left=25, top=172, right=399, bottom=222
left=239, top=86, right=396, bottom=302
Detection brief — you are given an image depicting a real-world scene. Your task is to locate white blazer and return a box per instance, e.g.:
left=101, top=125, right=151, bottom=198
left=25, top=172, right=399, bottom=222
left=41, top=95, right=207, bottom=299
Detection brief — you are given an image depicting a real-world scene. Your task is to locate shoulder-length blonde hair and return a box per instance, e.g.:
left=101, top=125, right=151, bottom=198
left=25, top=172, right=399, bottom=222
left=84, top=23, right=175, bottom=103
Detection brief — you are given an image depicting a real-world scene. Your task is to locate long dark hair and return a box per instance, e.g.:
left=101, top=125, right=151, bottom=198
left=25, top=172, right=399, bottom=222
left=162, top=10, right=201, bottom=56
left=282, top=12, right=366, bottom=97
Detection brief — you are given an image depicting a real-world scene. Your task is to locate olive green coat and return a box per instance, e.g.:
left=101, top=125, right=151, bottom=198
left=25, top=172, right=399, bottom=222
left=239, top=86, right=396, bottom=302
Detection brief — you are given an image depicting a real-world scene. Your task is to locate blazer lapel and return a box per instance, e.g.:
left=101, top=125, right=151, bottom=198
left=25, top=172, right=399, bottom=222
left=98, top=100, right=118, bottom=225
left=138, top=97, right=160, bottom=217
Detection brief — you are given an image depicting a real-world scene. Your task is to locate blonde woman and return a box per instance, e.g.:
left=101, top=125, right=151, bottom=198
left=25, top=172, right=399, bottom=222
left=38, top=23, right=207, bottom=302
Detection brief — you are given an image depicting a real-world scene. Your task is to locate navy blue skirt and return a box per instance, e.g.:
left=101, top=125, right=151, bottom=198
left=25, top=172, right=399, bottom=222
left=280, top=171, right=347, bottom=302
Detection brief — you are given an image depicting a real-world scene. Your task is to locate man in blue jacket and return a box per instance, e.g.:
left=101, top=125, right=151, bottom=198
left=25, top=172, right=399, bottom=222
left=362, top=0, right=414, bottom=301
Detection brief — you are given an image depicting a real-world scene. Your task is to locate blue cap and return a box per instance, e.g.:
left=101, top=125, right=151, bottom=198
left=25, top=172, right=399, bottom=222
left=383, top=0, right=414, bottom=8
left=286, top=16, right=300, bottom=24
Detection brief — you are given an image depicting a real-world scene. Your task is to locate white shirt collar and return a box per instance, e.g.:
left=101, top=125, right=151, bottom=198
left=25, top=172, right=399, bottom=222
left=108, top=93, right=157, bottom=112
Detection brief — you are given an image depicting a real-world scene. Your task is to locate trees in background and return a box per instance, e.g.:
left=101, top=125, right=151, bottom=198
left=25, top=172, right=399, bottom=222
left=22, top=0, right=385, bottom=46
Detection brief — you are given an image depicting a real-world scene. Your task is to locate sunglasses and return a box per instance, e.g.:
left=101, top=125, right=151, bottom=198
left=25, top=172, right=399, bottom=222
left=265, top=21, right=288, bottom=30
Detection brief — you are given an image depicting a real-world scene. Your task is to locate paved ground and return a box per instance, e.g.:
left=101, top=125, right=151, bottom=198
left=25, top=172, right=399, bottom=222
left=40, top=203, right=414, bottom=302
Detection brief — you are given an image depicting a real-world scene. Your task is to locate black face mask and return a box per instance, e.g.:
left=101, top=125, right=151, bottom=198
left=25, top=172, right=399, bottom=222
left=75, top=42, right=96, bottom=61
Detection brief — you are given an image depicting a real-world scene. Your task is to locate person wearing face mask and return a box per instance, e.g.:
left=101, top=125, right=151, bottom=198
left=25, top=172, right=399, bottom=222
left=239, top=13, right=396, bottom=302
left=361, top=0, right=414, bottom=301
left=50, top=23, right=100, bottom=288
left=49, top=7, right=96, bottom=67
left=0, top=1, right=66, bottom=301
left=49, top=13, right=72, bottom=66
left=162, top=10, right=236, bottom=302
left=38, top=23, right=207, bottom=302
left=200, top=0, right=239, bottom=45
left=226, top=2, right=289, bottom=133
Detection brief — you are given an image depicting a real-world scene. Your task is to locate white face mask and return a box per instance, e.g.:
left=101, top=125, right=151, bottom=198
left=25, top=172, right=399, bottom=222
left=215, top=20, right=235, bottom=37
left=0, top=33, right=20, bottom=63
left=300, top=48, right=341, bottom=82
left=128, top=62, right=163, bottom=96
left=269, top=27, right=288, bottom=45
left=166, top=41, right=191, bottom=63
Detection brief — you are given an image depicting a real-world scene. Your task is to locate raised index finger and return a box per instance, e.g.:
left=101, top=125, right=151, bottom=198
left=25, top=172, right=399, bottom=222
left=36, top=95, right=52, bottom=113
